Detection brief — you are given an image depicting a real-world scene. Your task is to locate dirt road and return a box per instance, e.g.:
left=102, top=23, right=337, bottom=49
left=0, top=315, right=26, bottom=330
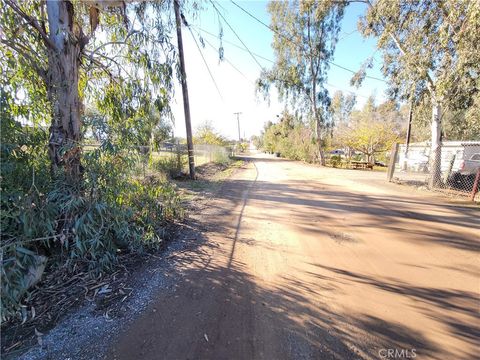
left=109, top=154, right=479, bottom=360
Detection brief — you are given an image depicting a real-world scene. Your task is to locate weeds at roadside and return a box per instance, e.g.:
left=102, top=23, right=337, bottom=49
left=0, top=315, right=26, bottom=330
left=174, top=159, right=244, bottom=201
left=1, top=121, right=185, bottom=357
left=1, top=126, right=240, bottom=356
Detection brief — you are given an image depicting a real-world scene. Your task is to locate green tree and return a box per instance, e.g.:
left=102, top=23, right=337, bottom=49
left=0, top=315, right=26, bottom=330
left=1, top=0, right=176, bottom=184
left=335, top=99, right=402, bottom=163
left=330, top=90, right=356, bottom=133
left=358, top=0, right=480, bottom=185
left=193, top=121, right=228, bottom=146
left=261, top=111, right=317, bottom=162
left=257, top=0, right=345, bottom=165
left=251, top=134, right=263, bottom=150
left=408, top=95, right=480, bottom=142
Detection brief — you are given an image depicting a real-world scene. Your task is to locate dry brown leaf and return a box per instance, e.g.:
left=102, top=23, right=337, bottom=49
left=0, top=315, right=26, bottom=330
left=89, top=6, right=99, bottom=34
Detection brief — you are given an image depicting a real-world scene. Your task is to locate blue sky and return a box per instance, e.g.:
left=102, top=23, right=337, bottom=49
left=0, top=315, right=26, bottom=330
left=172, top=0, right=388, bottom=140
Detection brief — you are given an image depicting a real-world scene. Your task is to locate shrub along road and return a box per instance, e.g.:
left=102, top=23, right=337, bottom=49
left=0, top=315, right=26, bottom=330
left=109, top=153, right=479, bottom=360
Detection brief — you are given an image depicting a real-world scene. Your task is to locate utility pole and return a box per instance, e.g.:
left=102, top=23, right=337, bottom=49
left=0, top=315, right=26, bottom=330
left=403, top=97, right=414, bottom=170
left=234, top=112, right=242, bottom=142
left=174, top=0, right=195, bottom=179
left=405, top=99, right=413, bottom=153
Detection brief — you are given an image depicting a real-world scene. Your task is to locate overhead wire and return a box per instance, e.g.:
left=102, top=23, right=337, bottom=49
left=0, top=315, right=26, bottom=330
left=195, top=26, right=274, bottom=64
left=337, top=29, right=358, bottom=41
left=184, top=2, right=377, bottom=102
left=196, top=25, right=370, bottom=98
left=185, top=23, right=224, bottom=101
left=326, top=82, right=370, bottom=99
left=193, top=29, right=256, bottom=85
left=209, top=0, right=265, bottom=71
left=229, top=0, right=387, bottom=83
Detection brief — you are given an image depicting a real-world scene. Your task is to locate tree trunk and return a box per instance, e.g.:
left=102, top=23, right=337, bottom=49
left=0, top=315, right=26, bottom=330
left=46, top=0, right=83, bottom=184
left=316, top=113, right=326, bottom=166
left=307, top=11, right=326, bottom=167
left=429, top=99, right=442, bottom=188
left=310, top=71, right=326, bottom=166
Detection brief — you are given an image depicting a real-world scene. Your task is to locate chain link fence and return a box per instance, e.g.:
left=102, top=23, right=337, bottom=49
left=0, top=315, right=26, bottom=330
left=387, top=141, right=480, bottom=202
left=142, top=142, right=232, bottom=177
left=151, top=142, right=230, bottom=164
left=83, top=142, right=232, bottom=178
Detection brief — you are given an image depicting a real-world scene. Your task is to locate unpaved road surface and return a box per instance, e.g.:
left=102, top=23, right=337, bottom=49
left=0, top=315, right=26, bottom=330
left=109, top=154, right=479, bottom=360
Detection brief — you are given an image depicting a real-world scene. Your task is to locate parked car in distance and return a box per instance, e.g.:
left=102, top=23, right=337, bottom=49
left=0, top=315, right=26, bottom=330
left=458, top=153, right=480, bottom=175
left=448, top=153, right=480, bottom=190
left=329, top=149, right=345, bottom=156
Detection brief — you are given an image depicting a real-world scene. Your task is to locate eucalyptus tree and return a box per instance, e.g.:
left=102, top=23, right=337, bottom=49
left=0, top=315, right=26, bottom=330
left=330, top=90, right=356, bottom=128
left=257, top=0, right=345, bottom=165
left=357, top=0, right=480, bottom=186
left=407, top=95, right=480, bottom=142
left=0, top=0, right=177, bottom=184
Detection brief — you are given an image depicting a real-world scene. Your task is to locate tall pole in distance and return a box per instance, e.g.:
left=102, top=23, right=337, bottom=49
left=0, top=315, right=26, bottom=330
left=403, top=97, right=414, bottom=170
left=234, top=112, right=242, bottom=142
left=174, top=0, right=195, bottom=179
left=405, top=98, right=413, bottom=154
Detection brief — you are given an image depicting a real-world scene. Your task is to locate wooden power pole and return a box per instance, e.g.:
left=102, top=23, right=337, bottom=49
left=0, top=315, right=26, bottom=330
left=403, top=98, right=414, bottom=170
left=174, top=0, right=195, bottom=179
left=405, top=98, right=414, bottom=154
left=234, top=112, right=242, bottom=142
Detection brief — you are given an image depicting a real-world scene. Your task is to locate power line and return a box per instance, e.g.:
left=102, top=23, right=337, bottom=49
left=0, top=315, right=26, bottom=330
left=230, top=0, right=281, bottom=38
left=186, top=24, right=224, bottom=101
left=325, top=82, right=370, bottom=99
left=230, top=0, right=291, bottom=43
left=194, top=29, right=255, bottom=85
left=189, top=8, right=377, bottom=101
left=328, top=62, right=384, bottom=83
left=195, top=26, right=274, bottom=64
left=209, top=0, right=265, bottom=71
left=229, top=0, right=387, bottom=83
left=338, top=29, right=358, bottom=41
left=196, top=26, right=370, bottom=99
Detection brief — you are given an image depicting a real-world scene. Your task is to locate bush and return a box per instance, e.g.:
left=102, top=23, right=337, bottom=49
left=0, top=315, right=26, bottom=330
left=151, top=153, right=186, bottom=178
left=261, top=113, right=317, bottom=163
left=237, top=142, right=248, bottom=153
left=329, top=155, right=342, bottom=168
left=211, top=148, right=230, bottom=164
left=1, top=138, right=184, bottom=322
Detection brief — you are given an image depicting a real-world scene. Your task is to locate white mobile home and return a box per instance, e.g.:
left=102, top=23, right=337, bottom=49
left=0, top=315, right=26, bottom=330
left=398, top=141, right=480, bottom=173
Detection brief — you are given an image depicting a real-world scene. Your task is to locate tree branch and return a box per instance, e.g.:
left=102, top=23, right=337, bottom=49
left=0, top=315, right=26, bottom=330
left=4, top=0, right=56, bottom=49
left=364, top=0, right=436, bottom=95
left=0, top=39, right=47, bottom=81
left=82, top=58, right=120, bottom=86
left=85, top=51, right=132, bottom=79
left=86, top=30, right=139, bottom=65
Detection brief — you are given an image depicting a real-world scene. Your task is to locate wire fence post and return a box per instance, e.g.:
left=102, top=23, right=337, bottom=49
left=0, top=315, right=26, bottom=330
left=470, top=168, right=480, bottom=202
left=387, top=143, right=399, bottom=182
left=388, top=142, right=479, bottom=202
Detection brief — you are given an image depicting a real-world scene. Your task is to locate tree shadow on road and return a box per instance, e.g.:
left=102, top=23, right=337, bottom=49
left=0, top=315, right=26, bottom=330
left=212, top=177, right=479, bottom=252
left=111, top=160, right=478, bottom=360
left=108, top=167, right=480, bottom=360
left=109, top=240, right=445, bottom=359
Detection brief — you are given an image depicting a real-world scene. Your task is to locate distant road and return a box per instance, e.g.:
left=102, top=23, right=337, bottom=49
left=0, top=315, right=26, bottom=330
left=109, top=153, right=479, bottom=360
